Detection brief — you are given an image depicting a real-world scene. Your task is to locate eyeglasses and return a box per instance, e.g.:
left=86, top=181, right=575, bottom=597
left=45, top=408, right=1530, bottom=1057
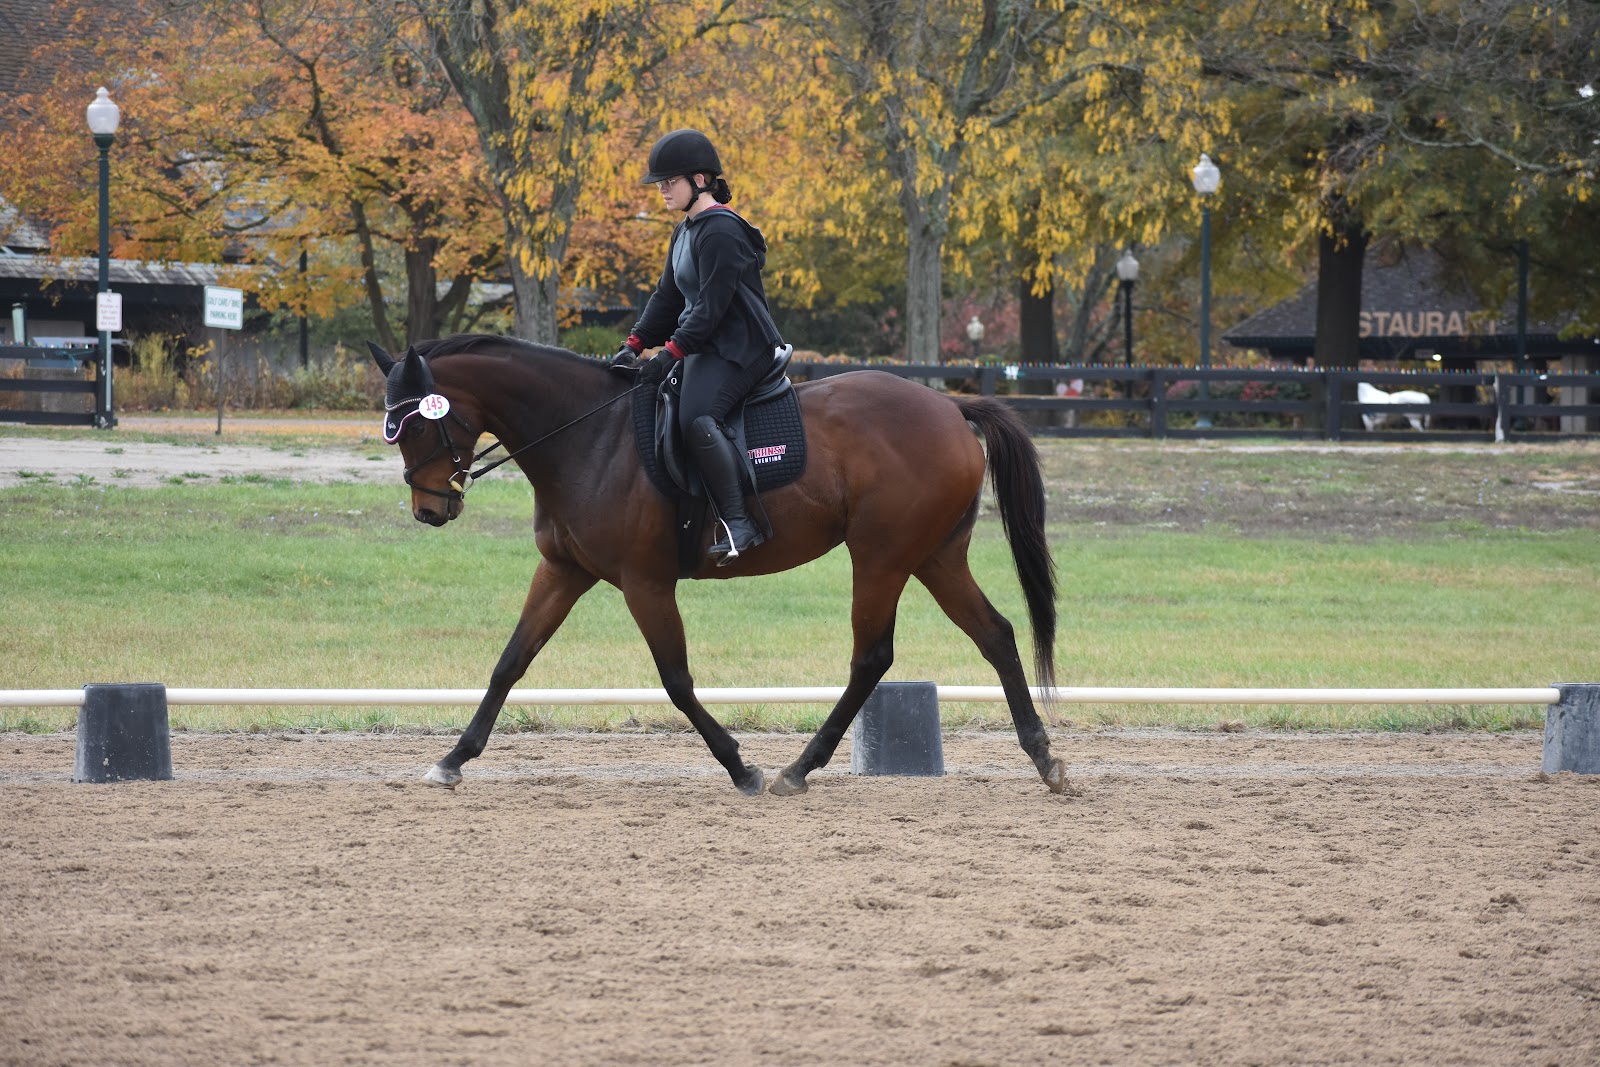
left=655, top=176, right=683, bottom=193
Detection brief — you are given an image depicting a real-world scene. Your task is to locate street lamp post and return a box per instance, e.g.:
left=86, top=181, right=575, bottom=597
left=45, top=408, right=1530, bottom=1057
left=1115, top=249, right=1139, bottom=369
left=1192, top=153, right=1220, bottom=430
left=86, top=87, right=120, bottom=429
left=966, top=314, right=985, bottom=362
left=1115, top=249, right=1139, bottom=401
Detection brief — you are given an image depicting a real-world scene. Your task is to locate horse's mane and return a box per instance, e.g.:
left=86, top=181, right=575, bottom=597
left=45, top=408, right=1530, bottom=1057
left=412, top=333, right=605, bottom=375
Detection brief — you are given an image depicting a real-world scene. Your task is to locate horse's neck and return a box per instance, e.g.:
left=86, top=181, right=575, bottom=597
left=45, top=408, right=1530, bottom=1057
left=449, top=353, right=623, bottom=465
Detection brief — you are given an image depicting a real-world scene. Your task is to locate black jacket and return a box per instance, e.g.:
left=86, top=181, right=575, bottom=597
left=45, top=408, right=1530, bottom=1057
left=631, top=206, right=777, bottom=368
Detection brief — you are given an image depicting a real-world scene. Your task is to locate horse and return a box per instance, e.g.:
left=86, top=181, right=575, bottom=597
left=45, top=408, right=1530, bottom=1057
left=369, top=334, right=1067, bottom=797
left=1357, top=381, right=1432, bottom=432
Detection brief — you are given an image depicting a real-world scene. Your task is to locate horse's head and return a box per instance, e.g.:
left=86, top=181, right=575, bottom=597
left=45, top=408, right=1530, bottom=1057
left=369, top=341, right=484, bottom=527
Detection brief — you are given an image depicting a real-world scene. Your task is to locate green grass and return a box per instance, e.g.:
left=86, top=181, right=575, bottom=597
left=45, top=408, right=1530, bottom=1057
left=2, top=466, right=1596, bottom=734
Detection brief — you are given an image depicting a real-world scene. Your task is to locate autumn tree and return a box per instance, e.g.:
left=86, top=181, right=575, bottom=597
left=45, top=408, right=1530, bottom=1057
left=949, top=1, right=1223, bottom=363
left=416, top=0, right=750, bottom=343
left=750, top=1, right=1079, bottom=359
left=0, top=0, right=504, bottom=349
left=1195, top=0, right=1600, bottom=365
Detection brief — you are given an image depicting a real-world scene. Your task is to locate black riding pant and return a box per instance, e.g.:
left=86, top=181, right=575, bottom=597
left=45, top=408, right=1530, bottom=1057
left=677, top=350, right=775, bottom=438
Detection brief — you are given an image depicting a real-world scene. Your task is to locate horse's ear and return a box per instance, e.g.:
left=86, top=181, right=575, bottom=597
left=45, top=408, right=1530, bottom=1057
left=366, top=341, right=396, bottom=376
left=399, top=344, right=435, bottom=394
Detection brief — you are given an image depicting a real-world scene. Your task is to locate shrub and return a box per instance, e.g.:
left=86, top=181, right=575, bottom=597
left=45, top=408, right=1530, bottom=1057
left=559, top=323, right=626, bottom=356
left=287, top=343, right=383, bottom=410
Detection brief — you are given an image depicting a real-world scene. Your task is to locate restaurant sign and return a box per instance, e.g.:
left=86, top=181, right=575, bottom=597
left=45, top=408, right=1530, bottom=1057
left=1359, top=310, right=1495, bottom=339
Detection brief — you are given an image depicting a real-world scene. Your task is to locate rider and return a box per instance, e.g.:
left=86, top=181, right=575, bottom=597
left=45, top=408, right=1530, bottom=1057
left=613, top=128, right=781, bottom=566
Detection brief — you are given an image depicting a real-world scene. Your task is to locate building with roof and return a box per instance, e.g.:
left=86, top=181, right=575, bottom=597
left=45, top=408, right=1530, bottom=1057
left=1, top=243, right=225, bottom=346
left=1223, top=246, right=1599, bottom=370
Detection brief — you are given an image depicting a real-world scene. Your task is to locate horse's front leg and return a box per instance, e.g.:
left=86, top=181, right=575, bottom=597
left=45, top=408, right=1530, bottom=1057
left=623, top=579, right=765, bottom=796
left=425, top=559, right=597, bottom=788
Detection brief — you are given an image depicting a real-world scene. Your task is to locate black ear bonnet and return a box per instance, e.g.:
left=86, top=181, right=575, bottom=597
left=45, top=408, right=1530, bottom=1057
left=381, top=347, right=439, bottom=443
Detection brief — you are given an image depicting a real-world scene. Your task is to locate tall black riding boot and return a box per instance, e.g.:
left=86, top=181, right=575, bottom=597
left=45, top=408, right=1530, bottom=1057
left=689, top=415, right=765, bottom=566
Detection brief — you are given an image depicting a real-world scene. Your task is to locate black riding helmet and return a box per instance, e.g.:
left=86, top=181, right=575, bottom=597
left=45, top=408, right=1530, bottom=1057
left=640, top=129, right=722, bottom=185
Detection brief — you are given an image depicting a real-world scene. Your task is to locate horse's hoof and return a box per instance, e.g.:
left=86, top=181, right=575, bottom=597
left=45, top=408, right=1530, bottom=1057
left=734, top=765, right=765, bottom=797
left=423, top=763, right=462, bottom=790
left=1041, top=757, right=1069, bottom=795
left=767, top=768, right=809, bottom=797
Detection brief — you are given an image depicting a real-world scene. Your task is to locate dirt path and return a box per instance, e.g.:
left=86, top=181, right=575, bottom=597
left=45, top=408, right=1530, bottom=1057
left=4, top=730, right=1597, bottom=1066
left=0, top=434, right=393, bottom=489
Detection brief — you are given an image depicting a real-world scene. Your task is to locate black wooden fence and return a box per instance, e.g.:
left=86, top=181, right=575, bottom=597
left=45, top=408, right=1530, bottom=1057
left=0, top=344, right=104, bottom=427
left=6, top=348, right=1596, bottom=441
left=788, top=362, right=1600, bottom=442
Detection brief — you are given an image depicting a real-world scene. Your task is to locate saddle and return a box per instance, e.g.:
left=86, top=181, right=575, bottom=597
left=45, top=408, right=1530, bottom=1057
left=630, top=345, right=808, bottom=577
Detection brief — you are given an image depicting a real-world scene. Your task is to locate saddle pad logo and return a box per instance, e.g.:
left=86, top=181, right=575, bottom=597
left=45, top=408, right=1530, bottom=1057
left=748, top=444, right=787, bottom=465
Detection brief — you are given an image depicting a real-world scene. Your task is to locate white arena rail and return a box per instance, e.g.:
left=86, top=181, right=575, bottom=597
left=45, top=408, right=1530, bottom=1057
left=0, top=685, right=1566, bottom=708
left=14, top=683, right=1597, bottom=779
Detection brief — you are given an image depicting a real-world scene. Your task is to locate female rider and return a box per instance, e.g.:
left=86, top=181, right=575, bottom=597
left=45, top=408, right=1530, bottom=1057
left=614, top=129, right=781, bottom=566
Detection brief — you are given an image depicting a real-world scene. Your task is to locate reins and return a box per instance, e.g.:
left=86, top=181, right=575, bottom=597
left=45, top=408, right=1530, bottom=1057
left=392, top=381, right=643, bottom=502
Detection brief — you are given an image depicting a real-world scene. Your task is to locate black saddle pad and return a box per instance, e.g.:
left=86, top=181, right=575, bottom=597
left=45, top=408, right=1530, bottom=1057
left=630, top=381, right=807, bottom=499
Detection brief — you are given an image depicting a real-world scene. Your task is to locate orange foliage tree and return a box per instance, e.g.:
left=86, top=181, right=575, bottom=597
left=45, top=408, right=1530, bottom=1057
left=0, top=0, right=505, bottom=350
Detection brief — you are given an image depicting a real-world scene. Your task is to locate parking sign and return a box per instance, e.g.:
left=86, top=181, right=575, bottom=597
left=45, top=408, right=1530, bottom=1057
left=204, top=286, right=244, bottom=330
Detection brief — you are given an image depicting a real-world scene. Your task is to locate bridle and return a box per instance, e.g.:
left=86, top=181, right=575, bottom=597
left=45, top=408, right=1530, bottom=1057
left=385, top=399, right=482, bottom=503
left=384, top=384, right=640, bottom=504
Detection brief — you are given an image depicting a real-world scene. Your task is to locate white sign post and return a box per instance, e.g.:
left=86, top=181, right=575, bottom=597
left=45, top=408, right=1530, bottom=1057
left=96, top=291, right=123, bottom=333
left=203, top=286, right=244, bottom=434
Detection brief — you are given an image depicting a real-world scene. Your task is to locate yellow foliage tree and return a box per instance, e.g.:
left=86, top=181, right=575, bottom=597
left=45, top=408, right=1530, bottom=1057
left=418, top=0, right=747, bottom=343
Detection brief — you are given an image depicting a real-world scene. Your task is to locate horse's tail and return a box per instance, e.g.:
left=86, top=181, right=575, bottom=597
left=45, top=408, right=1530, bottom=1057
left=955, top=395, right=1058, bottom=692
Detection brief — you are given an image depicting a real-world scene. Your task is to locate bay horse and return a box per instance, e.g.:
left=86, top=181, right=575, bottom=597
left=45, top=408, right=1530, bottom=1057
left=369, top=335, right=1067, bottom=796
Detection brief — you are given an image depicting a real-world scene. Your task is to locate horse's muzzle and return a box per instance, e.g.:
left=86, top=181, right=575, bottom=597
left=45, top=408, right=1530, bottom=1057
left=413, top=498, right=460, bottom=526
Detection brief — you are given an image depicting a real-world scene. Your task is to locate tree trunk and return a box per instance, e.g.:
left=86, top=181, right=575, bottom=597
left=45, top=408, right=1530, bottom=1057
left=886, top=131, right=955, bottom=361
left=904, top=221, right=944, bottom=361
left=509, top=253, right=561, bottom=345
left=404, top=239, right=440, bottom=347
left=349, top=198, right=398, bottom=354
left=1060, top=256, right=1113, bottom=363
left=1312, top=216, right=1367, bottom=431
left=1313, top=219, right=1366, bottom=368
left=1018, top=274, right=1058, bottom=363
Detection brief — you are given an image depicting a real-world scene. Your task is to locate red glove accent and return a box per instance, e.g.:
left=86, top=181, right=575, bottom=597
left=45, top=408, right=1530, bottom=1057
left=664, top=339, right=686, bottom=360
left=624, top=334, right=644, bottom=354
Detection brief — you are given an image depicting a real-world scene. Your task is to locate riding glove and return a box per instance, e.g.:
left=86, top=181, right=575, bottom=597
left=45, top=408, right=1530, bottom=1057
left=607, top=346, right=639, bottom=375
left=636, top=350, right=675, bottom=385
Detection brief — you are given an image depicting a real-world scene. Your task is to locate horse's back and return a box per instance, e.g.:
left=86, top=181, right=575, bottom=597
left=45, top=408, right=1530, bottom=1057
left=791, top=370, right=987, bottom=506
left=795, top=370, right=977, bottom=427
left=795, top=370, right=983, bottom=452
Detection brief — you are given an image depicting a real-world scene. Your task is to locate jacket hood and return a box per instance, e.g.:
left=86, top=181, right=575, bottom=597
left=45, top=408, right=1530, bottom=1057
left=689, top=205, right=767, bottom=268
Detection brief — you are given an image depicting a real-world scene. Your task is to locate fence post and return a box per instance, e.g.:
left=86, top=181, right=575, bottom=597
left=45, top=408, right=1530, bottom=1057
left=1544, top=683, right=1600, bottom=774
left=1325, top=369, right=1343, bottom=442
left=851, top=681, right=944, bottom=777
left=1150, top=368, right=1167, bottom=437
left=74, top=683, right=172, bottom=783
left=979, top=365, right=998, bottom=397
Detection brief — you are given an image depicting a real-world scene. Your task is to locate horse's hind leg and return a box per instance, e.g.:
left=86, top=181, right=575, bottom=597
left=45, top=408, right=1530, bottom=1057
left=915, top=551, right=1068, bottom=794
left=624, top=580, right=765, bottom=796
left=427, top=559, right=598, bottom=788
left=769, top=568, right=907, bottom=796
